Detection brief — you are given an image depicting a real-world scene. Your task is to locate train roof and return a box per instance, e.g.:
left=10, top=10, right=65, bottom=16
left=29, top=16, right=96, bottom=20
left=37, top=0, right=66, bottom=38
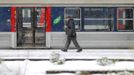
left=0, top=0, right=134, bottom=7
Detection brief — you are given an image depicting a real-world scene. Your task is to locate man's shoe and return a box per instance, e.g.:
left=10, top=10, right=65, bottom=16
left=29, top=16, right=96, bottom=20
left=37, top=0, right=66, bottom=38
left=77, top=49, right=82, bottom=52
left=61, top=49, right=67, bottom=52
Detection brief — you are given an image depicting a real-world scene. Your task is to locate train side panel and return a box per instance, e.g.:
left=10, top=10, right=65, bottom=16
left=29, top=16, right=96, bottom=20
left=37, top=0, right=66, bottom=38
left=0, top=7, right=134, bottom=48
left=50, top=32, right=134, bottom=49
left=0, top=7, right=12, bottom=48
left=50, top=7, right=134, bottom=49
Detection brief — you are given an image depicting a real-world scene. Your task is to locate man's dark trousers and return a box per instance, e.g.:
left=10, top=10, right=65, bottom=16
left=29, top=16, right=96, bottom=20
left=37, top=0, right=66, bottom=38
left=64, top=36, right=81, bottom=50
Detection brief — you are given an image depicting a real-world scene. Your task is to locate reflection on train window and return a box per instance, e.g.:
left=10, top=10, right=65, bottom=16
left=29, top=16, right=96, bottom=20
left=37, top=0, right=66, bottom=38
left=74, top=20, right=80, bottom=29
left=36, top=8, right=45, bottom=27
left=65, top=8, right=80, bottom=18
left=22, top=8, right=31, bottom=23
left=117, top=8, right=133, bottom=31
left=83, top=8, right=114, bottom=31
left=64, top=8, right=81, bottom=30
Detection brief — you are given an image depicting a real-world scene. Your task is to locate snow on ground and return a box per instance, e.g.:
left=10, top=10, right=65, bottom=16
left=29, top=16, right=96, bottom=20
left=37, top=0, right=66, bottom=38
left=0, top=49, right=133, bottom=75
left=0, top=60, right=134, bottom=75
left=0, top=49, right=134, bottom=60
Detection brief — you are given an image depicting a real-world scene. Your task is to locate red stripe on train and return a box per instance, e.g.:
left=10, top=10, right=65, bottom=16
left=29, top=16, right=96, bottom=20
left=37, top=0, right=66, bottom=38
left=11, top=7, right=16, bottom=32
left=45, top=7, right=51, bottom=32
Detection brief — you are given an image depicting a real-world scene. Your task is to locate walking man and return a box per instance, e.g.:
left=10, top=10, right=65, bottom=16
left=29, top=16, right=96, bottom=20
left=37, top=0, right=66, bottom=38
left=62, top=16, right=82, bottom=52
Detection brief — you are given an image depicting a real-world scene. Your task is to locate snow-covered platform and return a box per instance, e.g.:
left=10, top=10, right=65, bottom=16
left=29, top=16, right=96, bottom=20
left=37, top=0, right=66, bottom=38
left=0, top=60, right=134, bottom=75
left=0, top=49, right=133, bottom=75
left=0, top=49, right=134, bottom=60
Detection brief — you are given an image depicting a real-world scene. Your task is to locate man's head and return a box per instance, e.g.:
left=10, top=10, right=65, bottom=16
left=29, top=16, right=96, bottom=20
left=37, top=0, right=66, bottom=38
left=66, top=15, right=73, bottom=20
left=66, top=16, right=71, bottom=18
left=65, top=16, right=74, bottom=28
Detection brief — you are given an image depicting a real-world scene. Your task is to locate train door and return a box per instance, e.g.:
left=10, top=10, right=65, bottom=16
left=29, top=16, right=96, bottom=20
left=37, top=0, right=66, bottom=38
left=16, top=7, right=46, bottom=48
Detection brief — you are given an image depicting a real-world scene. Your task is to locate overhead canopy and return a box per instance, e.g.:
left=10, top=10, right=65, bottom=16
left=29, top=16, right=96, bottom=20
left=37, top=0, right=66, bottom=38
left=0, top=0, right=134, bottom=7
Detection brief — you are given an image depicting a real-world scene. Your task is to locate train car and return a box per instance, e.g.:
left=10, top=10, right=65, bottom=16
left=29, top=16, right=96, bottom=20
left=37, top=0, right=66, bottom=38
left=0, top=0, right=134, bottom=49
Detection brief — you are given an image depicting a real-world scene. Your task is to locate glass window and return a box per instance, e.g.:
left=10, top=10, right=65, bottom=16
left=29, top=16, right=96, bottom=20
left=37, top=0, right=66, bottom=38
left=65, top=8, right=80, bottom=18
left=64, top=8, right=81, bottom=30
left=117, top=8, right=134, bottom=31
left=84, top=8, right=104, bottom=18
left=36, top=8, right=45, bottom=27
left=83, top=8, right=114, bottom=31
left=22, top=8, right=31, bottom=23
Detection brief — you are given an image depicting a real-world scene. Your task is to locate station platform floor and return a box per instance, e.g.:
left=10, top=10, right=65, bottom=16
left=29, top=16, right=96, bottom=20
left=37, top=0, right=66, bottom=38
left=0, top=49, right=134, bottom=75
left=0, top=49, right=134, bottom=60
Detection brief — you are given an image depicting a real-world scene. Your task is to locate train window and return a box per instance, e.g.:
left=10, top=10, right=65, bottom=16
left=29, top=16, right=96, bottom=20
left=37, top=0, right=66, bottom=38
left=64, top=8, right=81, bottom=30
left=22, top=8, right=31, bottom=23
left=117, top=8, right=133, bottom=31
left=36, top=8, right=45, bottom=27
left=22, top=8, right=31, bottom=27
left=83, top=8, right=114, bottom=31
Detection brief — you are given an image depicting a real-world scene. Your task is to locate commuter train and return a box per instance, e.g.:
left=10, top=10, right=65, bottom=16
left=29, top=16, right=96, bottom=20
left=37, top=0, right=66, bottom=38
left=0, top=0, right=134, bottom=49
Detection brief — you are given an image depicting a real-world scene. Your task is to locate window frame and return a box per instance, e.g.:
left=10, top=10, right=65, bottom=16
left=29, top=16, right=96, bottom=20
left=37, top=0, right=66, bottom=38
left=64, top=7, right=81, bottom=31
left=83, top=7, right=114, bottom=31
left=117, top=8, right=134, bottom=31
left=22, top=8, right=32, bottom=27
